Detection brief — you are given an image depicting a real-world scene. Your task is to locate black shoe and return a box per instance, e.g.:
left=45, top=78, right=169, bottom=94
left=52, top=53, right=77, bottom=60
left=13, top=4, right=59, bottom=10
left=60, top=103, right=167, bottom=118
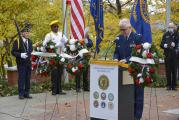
left=52, top=93, right=56, bottom=95
left=166, top=87, right=171, bottom=90
left=172, top=87, right=177, bottom=91
left=84, top=89, right=89, bottom=92
left=59, top=92, right=66, bottom=95
left=76, top=89, right=81, bottom=93
left=24, top=95, right=32, bottom=99
left=19, top=96, right=24, bottom=100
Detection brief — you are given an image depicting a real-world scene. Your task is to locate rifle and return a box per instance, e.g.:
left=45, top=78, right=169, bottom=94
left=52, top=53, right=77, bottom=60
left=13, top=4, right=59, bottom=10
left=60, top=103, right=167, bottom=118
left=13, top=18, right=22, bottom=50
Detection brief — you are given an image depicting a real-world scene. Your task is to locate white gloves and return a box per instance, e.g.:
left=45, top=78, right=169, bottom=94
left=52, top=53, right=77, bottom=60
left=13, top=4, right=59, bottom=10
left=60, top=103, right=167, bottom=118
left=119, top=59, right=127, bottom=63
left=171, top=42, right=175, bottom=47
left=164, top=42, right=175, bottom=48
left=61, top=36, right=68, bottom=44
left=164, top=44, right=168, bottom=48
left=21, top=53, right=28, bottom=59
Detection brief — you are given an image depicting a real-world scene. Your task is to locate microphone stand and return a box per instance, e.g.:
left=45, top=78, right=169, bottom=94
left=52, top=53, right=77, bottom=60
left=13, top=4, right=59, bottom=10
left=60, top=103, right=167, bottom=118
left=104, top=41, right=115, bottom=60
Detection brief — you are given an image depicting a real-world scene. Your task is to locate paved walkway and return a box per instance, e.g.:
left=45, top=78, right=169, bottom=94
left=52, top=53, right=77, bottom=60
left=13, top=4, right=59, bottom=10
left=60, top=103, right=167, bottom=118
left=0, top=88, right=178, bottom=120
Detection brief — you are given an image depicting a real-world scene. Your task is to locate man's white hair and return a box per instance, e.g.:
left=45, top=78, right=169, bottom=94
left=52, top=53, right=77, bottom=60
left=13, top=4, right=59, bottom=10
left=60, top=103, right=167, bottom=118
left=119, top=18, right=131, bottom=28
left=168, top=22, right=176, bottom=29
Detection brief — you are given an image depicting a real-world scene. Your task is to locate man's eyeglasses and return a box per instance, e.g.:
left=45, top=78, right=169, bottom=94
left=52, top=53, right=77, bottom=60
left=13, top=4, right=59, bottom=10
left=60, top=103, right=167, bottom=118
left=120, top=29, right=127, bottom=31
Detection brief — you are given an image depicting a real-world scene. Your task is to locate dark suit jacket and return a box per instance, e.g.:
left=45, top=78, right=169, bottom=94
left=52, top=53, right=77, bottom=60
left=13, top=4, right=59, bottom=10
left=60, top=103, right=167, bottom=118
left=11, top=38, right=33, bottom=66
left=160, top=31, right=177, bottom=58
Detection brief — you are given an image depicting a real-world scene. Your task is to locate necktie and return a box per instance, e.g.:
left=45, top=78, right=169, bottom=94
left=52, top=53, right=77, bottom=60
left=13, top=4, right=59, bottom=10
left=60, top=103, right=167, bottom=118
left=24, top=40, right=28, bottom=50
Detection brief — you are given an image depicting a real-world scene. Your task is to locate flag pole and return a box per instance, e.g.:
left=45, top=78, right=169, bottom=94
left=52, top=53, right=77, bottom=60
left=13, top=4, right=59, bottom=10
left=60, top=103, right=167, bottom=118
left=62, top=0, right=70, bottom=37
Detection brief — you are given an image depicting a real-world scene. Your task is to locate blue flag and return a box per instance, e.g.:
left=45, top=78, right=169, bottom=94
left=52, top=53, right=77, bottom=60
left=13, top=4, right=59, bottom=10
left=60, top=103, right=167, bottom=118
left=130, top=0, right=152, bottom=43
left=90, top=0, right=104, bottom=53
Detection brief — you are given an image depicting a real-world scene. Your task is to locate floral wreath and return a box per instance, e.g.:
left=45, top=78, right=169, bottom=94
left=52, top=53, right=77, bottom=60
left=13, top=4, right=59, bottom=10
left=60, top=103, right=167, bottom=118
left=32, top=39, right=90, bottom=76
left=128, top=42, right=159, bottom=87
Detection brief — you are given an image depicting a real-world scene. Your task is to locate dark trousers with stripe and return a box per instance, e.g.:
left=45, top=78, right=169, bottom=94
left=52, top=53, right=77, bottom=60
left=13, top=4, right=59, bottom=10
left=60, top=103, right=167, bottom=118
left=17, top=64, right=31, bottom=97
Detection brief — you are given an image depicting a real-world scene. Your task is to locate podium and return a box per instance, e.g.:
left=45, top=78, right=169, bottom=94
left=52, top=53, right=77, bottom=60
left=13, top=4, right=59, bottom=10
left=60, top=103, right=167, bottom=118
left=90, top=60, right=134, bottom=120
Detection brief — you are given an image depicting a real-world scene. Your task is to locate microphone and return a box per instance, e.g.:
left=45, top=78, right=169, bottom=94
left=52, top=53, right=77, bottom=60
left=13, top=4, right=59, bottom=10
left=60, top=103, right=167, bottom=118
left=104, top=38, right=118, bottom=60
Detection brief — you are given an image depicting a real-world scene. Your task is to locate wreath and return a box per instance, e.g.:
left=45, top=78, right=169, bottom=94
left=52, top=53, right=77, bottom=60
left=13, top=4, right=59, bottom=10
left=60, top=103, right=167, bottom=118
left=128, top=42, right=159, bottom=87
left=32, top=39, right=90, bottom=77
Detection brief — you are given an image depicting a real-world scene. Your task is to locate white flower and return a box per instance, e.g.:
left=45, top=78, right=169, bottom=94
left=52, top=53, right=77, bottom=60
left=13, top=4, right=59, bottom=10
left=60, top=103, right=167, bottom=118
left=72, top=67, right=78, bottom=72
left=70, top=45, right=76, bottom=51
left=139, top=78, right=144, bottom=83
left=143, top=42, right=151, bottom=50
left=142, top=50, right=147, bottom=58
left=37, top=47, right=40, bottom=51
left=60, top=57, right=65, bottom=62
left=63, top=47, right=67, bottom=52
left=137, top=73, right=142, bottom=78
left=40, top=47, right=46, bottom=52
left=69, top=39, right=76, bottom=45
left=50, top=45, right=54, bottom=49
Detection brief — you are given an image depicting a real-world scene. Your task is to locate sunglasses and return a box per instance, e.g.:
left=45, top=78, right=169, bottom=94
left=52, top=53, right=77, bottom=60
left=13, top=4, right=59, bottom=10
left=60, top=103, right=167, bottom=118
left=53, top=25, right=59, bottom=28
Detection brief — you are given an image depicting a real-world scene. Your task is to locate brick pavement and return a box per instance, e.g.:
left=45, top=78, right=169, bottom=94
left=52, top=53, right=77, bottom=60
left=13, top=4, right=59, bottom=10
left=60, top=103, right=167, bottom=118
left=0, top=88, right=178, bottom=120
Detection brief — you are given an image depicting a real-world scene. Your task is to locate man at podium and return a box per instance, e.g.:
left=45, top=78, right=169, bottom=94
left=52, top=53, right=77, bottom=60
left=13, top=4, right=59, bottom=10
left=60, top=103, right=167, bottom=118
left=113, top=18, right=144, bottom=120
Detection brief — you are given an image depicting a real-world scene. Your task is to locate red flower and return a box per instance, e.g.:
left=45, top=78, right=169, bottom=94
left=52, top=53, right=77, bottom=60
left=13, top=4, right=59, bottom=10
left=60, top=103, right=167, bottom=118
left=73, top=70, right=78, bottom=75
left=50, top=59, right=55, bottom=65
left=48, top=48, right=54, bottom=53
left=135, top=79, right=140, bottom=86
left=145, top=76, right=152, bottom=83
left=147, top=53, right=152, bottom=58
left=128, top=67, right=134, bottom=73
left=135, top=44, right=142, bottom=50
left=78, top=63, right=83, bottom=70
left=67, top=64, right=72, bottom=69
left=80, top=40, right=85, bottom=46
left=149, top=68, right=155, bottom=74
left=31, top=55, right=38, bottom=61
left=32, top=64, right=37, bottom=69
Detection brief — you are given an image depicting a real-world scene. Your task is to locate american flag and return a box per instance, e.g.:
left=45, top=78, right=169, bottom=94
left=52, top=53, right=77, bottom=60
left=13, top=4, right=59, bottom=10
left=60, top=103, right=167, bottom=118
left=70, top=0, right=85, bottom=40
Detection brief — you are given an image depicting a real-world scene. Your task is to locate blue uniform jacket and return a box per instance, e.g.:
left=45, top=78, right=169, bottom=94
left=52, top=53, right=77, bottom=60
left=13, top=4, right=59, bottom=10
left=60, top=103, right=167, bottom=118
left=11, top=38, right=33, bottom=65
left=113, top=32, right=142, bottom=62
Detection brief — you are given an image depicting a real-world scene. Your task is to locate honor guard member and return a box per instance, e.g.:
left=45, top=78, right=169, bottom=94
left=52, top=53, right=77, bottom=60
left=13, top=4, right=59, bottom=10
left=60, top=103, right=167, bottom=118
left=12, top=26, right=33, bottom=99
left=113, top=18, right=143, bottom=120
left=160, top=22, right=178, bottom=91
left=43, top=20, right=68, bottom=95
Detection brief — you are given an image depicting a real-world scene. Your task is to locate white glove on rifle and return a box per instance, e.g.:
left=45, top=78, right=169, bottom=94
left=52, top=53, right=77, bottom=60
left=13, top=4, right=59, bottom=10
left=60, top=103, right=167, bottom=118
left=21, top=53, right=28, bottom=59
left=164, top=44, right=168, bottom=48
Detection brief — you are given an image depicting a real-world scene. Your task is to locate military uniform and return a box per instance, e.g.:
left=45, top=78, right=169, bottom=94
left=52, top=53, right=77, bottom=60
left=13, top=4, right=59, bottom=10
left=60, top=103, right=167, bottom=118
left=11, top=31, right=33, bottom=99
left=113, top=32, right=144, bottom=119
left=160, top=31, right=178, bottom=90
left=43, top=21, right=68, bottom=95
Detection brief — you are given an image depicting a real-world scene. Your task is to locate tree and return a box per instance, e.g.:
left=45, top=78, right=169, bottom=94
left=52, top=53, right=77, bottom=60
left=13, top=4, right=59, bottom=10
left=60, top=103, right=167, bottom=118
left=0, top=0, right=63, bottom=79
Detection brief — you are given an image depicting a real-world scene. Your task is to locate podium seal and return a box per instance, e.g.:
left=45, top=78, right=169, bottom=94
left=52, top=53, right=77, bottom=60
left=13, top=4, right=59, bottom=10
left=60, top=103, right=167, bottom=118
left=98, top=75, right=109, bottom=90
